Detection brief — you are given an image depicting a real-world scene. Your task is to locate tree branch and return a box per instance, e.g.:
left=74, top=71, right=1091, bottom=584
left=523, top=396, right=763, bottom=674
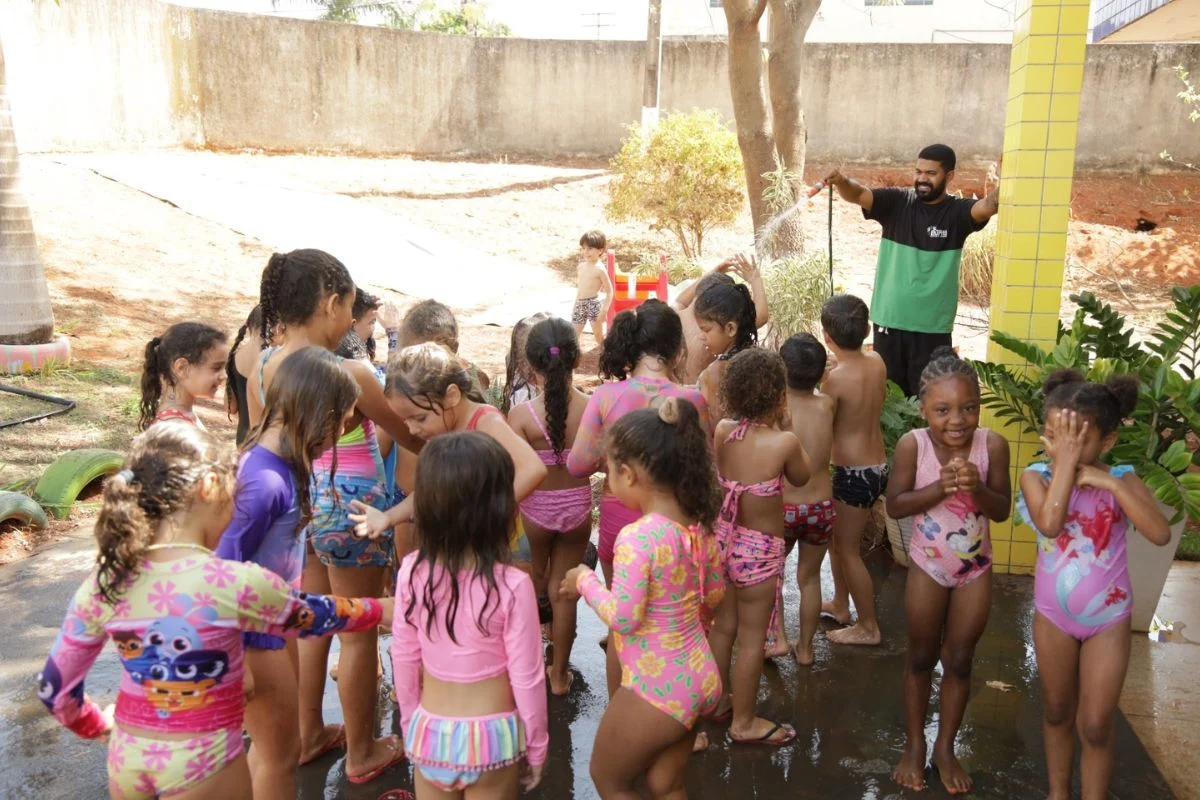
left=751, top=0, right=768, bottom=25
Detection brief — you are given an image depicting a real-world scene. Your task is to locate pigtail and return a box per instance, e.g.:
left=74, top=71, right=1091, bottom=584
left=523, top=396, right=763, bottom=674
left=526, top=317, right=579, bottom=461
left=599, top=307, right=641, bottom=380
left=224, top=323, right=249, bottom=417
left=1105, top=376, right=1139, bottom=418
left=259, top=253, right=287, bottom=342
left=94, top=470, right=153, bottom=604
left=734, top=283, right=757, bottom=349
left=138, top=337, right=165, bottom=431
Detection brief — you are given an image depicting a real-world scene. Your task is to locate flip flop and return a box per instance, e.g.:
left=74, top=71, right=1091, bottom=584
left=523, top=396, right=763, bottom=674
left=347, top=737, right=406, bottom=785
left=378, top=791, right=414, bottom=800
left=547, top=667, right=576, bottom=697
left=729, top=722, right=797, bottom=747
left=298, top=725, right=345, bottom=766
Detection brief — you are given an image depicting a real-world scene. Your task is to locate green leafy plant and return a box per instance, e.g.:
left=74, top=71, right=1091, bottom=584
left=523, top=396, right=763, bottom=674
left=882, top=380, right=923, bottom=459
left=760, top=252, right=832, bottom=346
left=1159, top=65, right=1199, bottom=173
left=606, top=110, right=745, bottom=260
left=632, top=253, right=702, bottom=285
left=975, top=287, right=1200, bottom=524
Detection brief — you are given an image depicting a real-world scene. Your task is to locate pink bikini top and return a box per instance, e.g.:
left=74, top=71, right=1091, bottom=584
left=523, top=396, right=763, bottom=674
left=717, top=420, right=784, bottom=525
left=523, top=400, right=570, bottom=467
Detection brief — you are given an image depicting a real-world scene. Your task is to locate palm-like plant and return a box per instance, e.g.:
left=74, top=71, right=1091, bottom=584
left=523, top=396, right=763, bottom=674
left=0, top=37, right=55, bottom=346
left=975, top=288, right=1200, bottom=524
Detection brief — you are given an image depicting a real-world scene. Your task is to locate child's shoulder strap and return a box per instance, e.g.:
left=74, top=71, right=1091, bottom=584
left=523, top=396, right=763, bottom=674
left=257, top=345, right=281, bottom=405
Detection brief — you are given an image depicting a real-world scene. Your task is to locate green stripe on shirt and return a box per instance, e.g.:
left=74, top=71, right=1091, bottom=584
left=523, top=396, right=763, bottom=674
left=871, top=239, right=963, bottom=334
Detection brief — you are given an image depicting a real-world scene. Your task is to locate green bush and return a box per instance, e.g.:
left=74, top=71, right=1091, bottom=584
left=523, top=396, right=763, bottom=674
left=761, top=252, right=832, bottom=346
left=632, top=253, right=703, bottom=285
left=606, top=110, right=744, bottom=260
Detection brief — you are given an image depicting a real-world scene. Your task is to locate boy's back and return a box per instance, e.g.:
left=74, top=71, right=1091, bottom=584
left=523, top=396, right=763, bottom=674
left=826, top=350, right=887, bottom=467
left=785, top=390, right=835, bottom=505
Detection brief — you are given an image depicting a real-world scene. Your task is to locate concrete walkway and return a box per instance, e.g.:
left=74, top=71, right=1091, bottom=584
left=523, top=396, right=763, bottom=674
left=51, top=151, right=575, bottom=325
left=1, top=534, right=1179, bottom=799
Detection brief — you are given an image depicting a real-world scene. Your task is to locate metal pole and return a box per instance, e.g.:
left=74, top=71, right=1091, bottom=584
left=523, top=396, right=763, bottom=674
left=641, top=0, right=663, bottom=134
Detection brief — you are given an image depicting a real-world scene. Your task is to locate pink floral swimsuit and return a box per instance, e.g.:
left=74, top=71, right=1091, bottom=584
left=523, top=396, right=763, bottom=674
left=578, top=512, right=725, bottom=728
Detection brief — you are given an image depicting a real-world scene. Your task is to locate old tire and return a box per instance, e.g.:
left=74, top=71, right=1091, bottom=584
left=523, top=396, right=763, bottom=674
left=1, top=336, right=71, bottom=375
left=34, top=449, right=125, bottom=520
left=0, top=491, right=48, bottom=530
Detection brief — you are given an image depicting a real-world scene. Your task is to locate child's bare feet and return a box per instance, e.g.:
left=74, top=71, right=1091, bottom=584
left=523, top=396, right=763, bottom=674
left=932, top=745, right=972, bottom=795
left=793, top=642, right=815, bottom=666
left=547, top=667, right=575, bottom=697
left=691, top=731, right=709, bottom=752
left=764, top=638, right=792, bottom=659
left=892, top=737, right=927, bottom=791
left=820, top=600, right=852, bottom=626
left=298, top=724, right=346, bottom=766
left=827, top=623, right=880, bottom=646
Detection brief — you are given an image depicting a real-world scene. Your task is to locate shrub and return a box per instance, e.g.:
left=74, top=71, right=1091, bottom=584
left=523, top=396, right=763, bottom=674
left=606, top=110, right=745, bottom=260
left=632, top=253, right=703, bottom=285
left=960, top=223, right=995, bottom=305
left=761, top=252, right=832, bottom=346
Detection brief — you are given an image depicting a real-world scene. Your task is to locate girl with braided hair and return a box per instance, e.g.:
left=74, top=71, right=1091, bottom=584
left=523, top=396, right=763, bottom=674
left=250, top=248, right=418, bottom=785
left=507, top=317, right=594, bottom=696
left=694, top=277, right=758, bottom=424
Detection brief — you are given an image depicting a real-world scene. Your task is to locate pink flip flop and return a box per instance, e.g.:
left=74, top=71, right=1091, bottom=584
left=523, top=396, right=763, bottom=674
left=298, top=725, right=345, bottom=766
left=347, top=737, right=406, bottom=785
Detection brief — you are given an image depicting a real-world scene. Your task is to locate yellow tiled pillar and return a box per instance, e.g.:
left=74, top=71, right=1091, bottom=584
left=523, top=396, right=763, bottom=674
left=985, top=0, right=1088, bottom=575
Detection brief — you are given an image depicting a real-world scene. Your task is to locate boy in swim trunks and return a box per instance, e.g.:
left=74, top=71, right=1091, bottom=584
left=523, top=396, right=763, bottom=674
left=773, top=333, right=837, bottom=665
left=821, top=294, right=889, bottom=647
left=573, top=230, right=614, bottom=349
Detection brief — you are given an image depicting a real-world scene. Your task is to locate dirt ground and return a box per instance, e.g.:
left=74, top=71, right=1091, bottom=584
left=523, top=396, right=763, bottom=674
left=1, top=151, right=1196, bottom=563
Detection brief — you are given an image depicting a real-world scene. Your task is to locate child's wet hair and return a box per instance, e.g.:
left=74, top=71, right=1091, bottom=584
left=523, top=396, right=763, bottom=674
left=352, top=288, right=381, bottom=321
left=779, top=333, right=826, bottom=391
left=95, top=424, right=236, bottom=603
left=387, top=342, right=486, bottom=412
left=821, top=293, right=870, bottom=350
left=918, top=345, right=979, bottom=400
left=599, top=299, right=683, bottom=381
left=525, top=317, right=579, bottom=462
left=694, top=281, right=757, bottom=351
left=1042, top=368, right=1138, bottom=436
left=400, top=299, right=460, bottom=353
left=502, top=311, right=553, bottom=413
left=224, top=305, right=262, bottom=417
left=259, top=249, right=354, bottom=341
left=606, top=397, right=719, bottom=529
left=406, top=432, right=516, bottom=644
left=720, top=349, right=785, bottom=423
left=245, top=347, right=360, bottom=532
left=579, top=230, right=607, bottom=250
left=139, top=321, right=228, bottom=431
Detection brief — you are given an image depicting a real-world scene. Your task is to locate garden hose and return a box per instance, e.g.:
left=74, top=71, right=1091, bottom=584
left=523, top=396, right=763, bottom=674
left=0, top=383, right=76, bottom=430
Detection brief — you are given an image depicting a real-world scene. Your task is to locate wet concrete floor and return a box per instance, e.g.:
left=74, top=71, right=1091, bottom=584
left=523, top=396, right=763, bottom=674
left=0, top=531, right=1176, bottom=799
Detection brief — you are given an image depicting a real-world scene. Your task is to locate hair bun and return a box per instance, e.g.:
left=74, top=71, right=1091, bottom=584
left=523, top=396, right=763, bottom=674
left=1042, top=367, right=1085, bottom=397
left=657, top=396, right=680, bottom=425
left=1104, top=375, right=1139, bottom=417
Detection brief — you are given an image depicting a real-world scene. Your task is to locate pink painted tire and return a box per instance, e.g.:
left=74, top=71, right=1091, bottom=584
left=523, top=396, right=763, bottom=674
left=1, top=336, right=71, bottom=374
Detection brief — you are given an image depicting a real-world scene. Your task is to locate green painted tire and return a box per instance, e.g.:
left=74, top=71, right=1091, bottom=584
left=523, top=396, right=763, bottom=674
left=34, top=448, right=125, bottom=520
left=0, top=491, right=48, bottom=530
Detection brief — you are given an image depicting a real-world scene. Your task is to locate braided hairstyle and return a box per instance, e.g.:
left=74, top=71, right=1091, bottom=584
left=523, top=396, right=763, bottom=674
left=606, top=397, right=719, bottom=529
left=694, top=280, right=757, bottom=352
left=225, top=304, right=262, bottom=417
left=598, top=299, right=683, bottom=381
left=258, top=249, right=354, bottom=342
left=95, top=423, right=236, bottom=603
left=720, top=348, right=786, bottom=423
left=917, top=345, right=979, bottom=400
left=1042, top=368, right=1139, bottom=436
left=139, top=322, right=228, bottom=430
left=525, top=317, right=579, bottom=462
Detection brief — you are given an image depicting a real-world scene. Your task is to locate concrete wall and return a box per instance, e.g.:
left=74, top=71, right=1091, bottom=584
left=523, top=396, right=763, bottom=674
left=2, top=0, right=1197, bottom=168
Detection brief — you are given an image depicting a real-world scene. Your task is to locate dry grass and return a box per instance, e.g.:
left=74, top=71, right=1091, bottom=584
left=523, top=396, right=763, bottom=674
left=960, top=224, right=996, bottom=305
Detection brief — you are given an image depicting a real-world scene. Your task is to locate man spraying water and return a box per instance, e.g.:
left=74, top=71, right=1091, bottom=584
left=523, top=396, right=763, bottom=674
left=824, top=145, right=1000, bottom=396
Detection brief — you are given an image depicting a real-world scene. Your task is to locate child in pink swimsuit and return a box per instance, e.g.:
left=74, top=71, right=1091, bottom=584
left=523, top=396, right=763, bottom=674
left=36, top=423, right=389, bottom=799
left=565, top=299, right=709, bottom=695
left=507, top=317, right=595, bottom=696
left=885, top=348, right=1012, bottom=795
left=707, top=349, right=811, bottom=747
left=1017, top=369, right=1170, bottom=800
left=391, top=432, right=548, bottom=795
left=138, top=322, right=228, bottom=431
left=563, top=397, right=724, bottom=799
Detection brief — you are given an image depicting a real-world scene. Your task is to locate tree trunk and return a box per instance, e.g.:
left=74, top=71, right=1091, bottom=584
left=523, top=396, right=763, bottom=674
left=724, top=0, right=777, bottom=238
left=0, top=38, right=54, bottom=345
left=765, top=0, right=822, bottom=256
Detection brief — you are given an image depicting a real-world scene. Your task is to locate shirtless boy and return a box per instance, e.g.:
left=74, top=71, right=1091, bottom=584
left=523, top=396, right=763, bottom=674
left=777, top=332, right=837, bottom=665
left=573, top=230, right=615, bottom=348
left=820, top=294, right=889, bottom=646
